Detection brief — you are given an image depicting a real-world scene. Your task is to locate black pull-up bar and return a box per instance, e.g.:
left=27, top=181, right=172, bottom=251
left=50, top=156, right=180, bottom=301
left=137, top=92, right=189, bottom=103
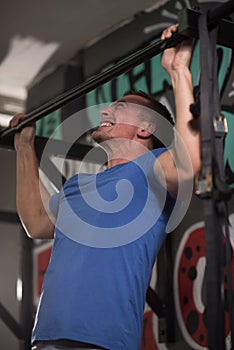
left=0, top=33, right=187, bottom=139
left=0, top=1, right=233, bottom=140
left=207, top=0, right=234, bottom=23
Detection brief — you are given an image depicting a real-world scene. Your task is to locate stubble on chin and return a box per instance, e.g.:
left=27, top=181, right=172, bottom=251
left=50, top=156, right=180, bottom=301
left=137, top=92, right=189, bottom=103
left=91, top=128, right=101, bottom=143
left=91, top=128, right=109, bottom=144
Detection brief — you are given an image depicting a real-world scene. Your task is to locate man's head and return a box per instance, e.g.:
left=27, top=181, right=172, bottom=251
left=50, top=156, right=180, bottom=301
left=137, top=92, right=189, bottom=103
left=92, top=91, right=174, bottom=150
left=124, top=90, right=174, bottom=149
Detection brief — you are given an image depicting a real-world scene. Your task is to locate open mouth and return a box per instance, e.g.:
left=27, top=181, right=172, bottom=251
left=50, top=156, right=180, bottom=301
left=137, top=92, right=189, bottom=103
left=99, top=121, right=115, bottom=127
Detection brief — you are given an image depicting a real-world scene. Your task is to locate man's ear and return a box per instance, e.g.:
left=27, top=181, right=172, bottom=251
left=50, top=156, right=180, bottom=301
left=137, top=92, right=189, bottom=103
left=137, top=122, right=156, bottom=138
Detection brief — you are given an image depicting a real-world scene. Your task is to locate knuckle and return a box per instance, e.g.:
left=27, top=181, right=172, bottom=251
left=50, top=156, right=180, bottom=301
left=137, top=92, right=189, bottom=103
left=9, top=113, right=25, bottom=127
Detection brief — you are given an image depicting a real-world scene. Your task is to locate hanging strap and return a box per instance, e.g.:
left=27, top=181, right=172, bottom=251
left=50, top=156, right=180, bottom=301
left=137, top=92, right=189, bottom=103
left=198, top=13, right=226, bottom=350
left=197, top=9, right=234, bottom=349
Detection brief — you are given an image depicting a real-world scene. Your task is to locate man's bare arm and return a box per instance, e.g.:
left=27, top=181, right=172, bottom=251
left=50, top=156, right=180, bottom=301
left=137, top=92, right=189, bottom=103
left=10, top=114, right=55, bottom=239
left=155, top=25, right=201, bottom=198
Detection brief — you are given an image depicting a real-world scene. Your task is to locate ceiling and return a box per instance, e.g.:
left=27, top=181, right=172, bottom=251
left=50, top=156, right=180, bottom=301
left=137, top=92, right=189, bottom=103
left=1, top=0, right=166, bottom=64
left=0, top=0, right=231, bottom=119
left=0, top=1, right=167, bottom=105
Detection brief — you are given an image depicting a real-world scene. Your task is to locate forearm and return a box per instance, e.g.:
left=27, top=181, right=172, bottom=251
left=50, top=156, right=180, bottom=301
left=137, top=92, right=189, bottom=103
left=156, top=26, right=201, bottom=198
left=171, top=67, right=201, bottom=176
left=16, top=143, right=54, bottom=238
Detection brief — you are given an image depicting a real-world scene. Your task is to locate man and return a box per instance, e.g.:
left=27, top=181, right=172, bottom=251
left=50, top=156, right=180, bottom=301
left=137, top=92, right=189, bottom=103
left=10, top=25, right=200, bottom=350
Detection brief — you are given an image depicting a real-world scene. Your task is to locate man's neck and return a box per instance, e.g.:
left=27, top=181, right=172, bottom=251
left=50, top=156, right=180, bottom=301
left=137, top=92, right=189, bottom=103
left=106, top=145, right=149, bottom=168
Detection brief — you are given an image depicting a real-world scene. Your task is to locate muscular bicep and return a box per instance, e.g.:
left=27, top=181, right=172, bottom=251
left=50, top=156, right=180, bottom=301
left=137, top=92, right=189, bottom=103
left=21, top=204, right=55, bottom=240
left=20, top=188, right=56, bottom=240
left=154, top=148, right=196, bottom=200
left=154, top=150, right=179, bottom=198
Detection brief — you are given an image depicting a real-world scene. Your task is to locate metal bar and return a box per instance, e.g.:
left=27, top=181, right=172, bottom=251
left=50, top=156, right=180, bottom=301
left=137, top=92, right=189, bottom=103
left=146, top=286, right=165, bottom=318
left=34, top=136, right=92, bottom=160
left=0, top=302, right=23, bottom=340
left=0, top=211, right=19, bottom=223
left=179, top=7, right=234, bottom=49
left=0, top=33, right=187, bottom=140
left=0, top=135, right=107, bottom=163
left=0, top=3, right=234, bottom=140
left=207, top=0, right=234, bottom=23
left=39, top=154, right=67, bottom=190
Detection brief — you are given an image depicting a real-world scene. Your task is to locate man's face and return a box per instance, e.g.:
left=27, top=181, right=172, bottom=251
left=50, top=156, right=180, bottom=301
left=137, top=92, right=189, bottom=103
left=92, top=95, right=149, bottom=144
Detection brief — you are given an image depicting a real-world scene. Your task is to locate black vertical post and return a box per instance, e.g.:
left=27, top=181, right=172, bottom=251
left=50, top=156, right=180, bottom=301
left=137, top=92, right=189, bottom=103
left=203, top=200, right=225, bottom=350
left=19, top=230, right=34, bottom=350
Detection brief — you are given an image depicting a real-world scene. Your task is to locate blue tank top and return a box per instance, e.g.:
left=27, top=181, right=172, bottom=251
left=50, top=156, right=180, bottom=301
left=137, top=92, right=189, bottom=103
left=32, top=149, right=174, bottom=350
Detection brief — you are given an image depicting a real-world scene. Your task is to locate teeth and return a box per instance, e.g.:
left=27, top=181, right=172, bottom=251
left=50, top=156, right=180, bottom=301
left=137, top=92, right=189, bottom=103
left=100, top=122, right=113, bottom=127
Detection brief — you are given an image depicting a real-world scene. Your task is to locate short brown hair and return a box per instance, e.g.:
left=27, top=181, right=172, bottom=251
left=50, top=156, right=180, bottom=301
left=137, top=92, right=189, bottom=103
left=124, top=90, right=174, bottom=149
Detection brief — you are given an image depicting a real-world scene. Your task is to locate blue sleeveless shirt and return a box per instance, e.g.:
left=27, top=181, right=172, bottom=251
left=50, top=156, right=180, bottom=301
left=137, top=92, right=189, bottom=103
left=32, top=149, right=174, bottom=350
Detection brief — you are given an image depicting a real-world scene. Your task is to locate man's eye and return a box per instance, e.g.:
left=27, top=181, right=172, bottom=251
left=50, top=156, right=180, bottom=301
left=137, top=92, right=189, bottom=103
left=115, top=102, right=125, bottom=108
left=110, top=101, right=127, bottom=109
